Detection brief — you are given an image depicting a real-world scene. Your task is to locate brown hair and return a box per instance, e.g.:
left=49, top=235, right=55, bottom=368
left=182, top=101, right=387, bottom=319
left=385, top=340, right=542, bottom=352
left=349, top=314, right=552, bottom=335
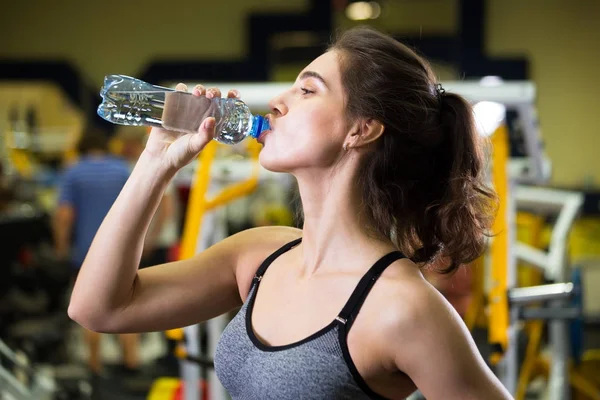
left=330, top=27, right=497, bottom=273
left=77, top=127, right=109, bottom=155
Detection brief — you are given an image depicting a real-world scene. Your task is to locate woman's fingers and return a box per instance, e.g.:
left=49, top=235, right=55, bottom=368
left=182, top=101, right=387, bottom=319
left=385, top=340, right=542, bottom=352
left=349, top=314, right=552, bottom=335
left=188, top=117, right=215, bottom=153
left=192, top=84, right=206, bottom=96
left=206, top=87, right=221, bottom=99
left=190, top=85, right=240, bottom=99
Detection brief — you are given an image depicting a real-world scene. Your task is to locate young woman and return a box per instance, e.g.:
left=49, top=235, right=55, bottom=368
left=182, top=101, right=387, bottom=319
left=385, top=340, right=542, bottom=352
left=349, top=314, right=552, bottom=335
left=69, top=27, right=512, bottom=399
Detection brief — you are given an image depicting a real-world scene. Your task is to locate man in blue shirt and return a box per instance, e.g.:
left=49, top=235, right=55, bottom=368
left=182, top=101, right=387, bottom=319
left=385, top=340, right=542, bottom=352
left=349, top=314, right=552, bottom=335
left=54, top=128, right=135, bottom=376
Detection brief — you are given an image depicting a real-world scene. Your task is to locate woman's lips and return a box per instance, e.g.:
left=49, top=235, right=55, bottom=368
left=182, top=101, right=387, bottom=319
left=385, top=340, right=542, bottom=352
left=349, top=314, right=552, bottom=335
left=257, top=129, right=271, bottom=144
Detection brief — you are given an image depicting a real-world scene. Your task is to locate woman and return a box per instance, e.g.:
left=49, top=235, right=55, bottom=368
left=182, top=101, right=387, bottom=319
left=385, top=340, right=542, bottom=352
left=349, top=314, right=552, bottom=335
left=69, top=27, right=512, bottom=399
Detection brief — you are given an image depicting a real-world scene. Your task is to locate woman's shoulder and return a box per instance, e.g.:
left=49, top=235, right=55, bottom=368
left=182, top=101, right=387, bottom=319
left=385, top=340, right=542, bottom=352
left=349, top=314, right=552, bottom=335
left=224, top=225, right=302, bottom=270
left=232, top=225, right=302, bottom=248
left=375, top=264, right=459, bottom=328
left=225, top=225, right=302, bottom=298
left=364, top=264, right=469, bottom=362
left=365, top=265, right=505, bottom=398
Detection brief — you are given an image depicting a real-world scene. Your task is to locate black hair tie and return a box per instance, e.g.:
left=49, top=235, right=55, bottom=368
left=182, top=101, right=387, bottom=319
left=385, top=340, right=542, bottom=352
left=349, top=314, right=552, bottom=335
left=435, top=83, right=446, bottom=101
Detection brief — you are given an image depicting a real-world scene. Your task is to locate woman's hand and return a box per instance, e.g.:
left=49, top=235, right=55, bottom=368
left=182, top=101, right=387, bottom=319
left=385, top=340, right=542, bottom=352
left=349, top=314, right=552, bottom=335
left=144, top=84, right=241, bottom=172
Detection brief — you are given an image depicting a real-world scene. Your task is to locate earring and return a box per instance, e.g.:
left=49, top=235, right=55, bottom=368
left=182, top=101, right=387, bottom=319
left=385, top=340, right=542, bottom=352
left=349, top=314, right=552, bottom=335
left=343, top=143, right=349, bottom=151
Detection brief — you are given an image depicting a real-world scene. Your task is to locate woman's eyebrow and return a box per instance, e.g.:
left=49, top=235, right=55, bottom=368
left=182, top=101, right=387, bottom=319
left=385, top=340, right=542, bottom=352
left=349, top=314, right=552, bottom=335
left=298, top=71, right=329, bottom=88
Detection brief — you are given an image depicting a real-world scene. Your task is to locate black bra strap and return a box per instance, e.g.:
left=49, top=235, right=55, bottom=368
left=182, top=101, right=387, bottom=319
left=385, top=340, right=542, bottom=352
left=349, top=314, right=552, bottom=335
left=253, top=238, right=302, bottom=283
left=337, top=251, right=405, bottom=329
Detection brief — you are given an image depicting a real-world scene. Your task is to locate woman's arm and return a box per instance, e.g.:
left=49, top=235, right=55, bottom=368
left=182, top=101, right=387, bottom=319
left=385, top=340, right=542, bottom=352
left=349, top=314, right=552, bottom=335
left=142, top=181, right=174, bottom=259
left=67, top=149, right=180, bottom=331
left=70, top=222, right=299, bottom=333
left=69, top=83, right=301, bottom=334
left=69, top=143, right=301, bottom=333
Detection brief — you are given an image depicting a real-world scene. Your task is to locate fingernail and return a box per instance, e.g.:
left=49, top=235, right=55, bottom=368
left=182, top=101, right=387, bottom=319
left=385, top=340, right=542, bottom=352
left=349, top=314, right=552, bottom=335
left=204, top=118, right=215, bottom=129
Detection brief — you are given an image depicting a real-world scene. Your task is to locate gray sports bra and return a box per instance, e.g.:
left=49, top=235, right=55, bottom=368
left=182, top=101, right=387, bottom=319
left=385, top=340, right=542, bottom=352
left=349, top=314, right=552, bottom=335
left=214, top=238, right=405, bottom=399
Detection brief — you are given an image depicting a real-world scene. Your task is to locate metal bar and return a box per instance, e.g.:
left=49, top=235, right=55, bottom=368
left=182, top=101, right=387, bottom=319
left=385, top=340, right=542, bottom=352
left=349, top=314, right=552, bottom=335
left=206, top=208, right=229, bottom=400
left=515, top=243, right=548, bottom=271
left=182, top=355, right=214, bottom=368
left=549, top=249, right=571, bottom=400
left=0, top=339, right=53, bottom=400
left=548, top=302, right=570, bottom=400
left=515, top=105, right=545, bottom=185
left=176, top=80, right=536, bottom=109
left=182, top=324, right=201, bottom=400
left=504, top=306, right=520, bottom=395
left=519, top=307, right=580, bottom=320
left=515, top=186, right=583, bottom=211
left=502, top=177, right=519, bottom=396
left=508, top=283, right=573, bottom=305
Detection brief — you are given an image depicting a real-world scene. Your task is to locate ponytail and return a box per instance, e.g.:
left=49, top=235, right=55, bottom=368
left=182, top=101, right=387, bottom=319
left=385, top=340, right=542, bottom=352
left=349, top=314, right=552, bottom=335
left=420, top=93, right=497, bottom=273
left=332, top=27, right=497, bottom=274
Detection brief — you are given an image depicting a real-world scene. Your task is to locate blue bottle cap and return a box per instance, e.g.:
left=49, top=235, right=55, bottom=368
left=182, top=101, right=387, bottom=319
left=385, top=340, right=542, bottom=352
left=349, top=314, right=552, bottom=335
left=250, top=115, right=270, bottom=139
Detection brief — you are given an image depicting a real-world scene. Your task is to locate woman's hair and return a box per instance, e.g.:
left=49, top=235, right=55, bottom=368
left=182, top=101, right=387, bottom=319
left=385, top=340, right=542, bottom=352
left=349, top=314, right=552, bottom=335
left=330, top=27, right=497, bottom=273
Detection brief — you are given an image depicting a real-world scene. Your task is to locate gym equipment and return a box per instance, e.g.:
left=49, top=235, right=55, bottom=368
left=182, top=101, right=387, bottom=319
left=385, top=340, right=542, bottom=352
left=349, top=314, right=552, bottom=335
left=448, top=73, right=596, bottom=399
left=510, top=186, right=584, bottom=400
left=473, top=110, right=586, bottom=399
left=483, top=188, right=598, bottom=400
left=0, top=338, right=55, bottom=400
left=0, top=208, right=73, bottom=362
left=570, top=268, right=585, bottom=365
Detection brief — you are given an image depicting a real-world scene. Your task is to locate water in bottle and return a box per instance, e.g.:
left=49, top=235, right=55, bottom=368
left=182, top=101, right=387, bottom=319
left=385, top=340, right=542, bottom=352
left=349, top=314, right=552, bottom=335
left=97, top=75, right=270, bottom=145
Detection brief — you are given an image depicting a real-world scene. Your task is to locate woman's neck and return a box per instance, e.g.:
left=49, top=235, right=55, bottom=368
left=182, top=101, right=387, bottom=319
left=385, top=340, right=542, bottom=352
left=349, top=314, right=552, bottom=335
left=295, top=169, right=393, bottom=277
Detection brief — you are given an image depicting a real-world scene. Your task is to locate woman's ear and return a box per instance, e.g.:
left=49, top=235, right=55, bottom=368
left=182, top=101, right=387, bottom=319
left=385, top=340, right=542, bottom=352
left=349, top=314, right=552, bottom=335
left=350, top=118, right=385, bottom=148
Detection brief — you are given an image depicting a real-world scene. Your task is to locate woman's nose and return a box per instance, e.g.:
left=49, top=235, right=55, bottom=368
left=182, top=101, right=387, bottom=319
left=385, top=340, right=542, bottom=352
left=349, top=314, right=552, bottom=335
left=268, top=94, right=288, bottom=117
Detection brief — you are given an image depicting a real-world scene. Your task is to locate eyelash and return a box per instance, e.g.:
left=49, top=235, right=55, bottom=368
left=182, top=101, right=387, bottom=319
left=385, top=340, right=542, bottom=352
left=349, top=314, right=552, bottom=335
left=301, top=87, right=315, bottom=95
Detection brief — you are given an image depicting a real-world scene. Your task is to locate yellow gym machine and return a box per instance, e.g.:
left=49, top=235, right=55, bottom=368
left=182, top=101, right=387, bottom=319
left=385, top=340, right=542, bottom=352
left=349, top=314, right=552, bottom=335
left=465, top=95, right=597, bottom=399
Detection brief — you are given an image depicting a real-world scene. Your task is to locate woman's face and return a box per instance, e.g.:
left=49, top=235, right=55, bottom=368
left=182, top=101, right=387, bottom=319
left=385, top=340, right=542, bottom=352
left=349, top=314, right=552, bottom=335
left=259, top=50, right=350, bottom=174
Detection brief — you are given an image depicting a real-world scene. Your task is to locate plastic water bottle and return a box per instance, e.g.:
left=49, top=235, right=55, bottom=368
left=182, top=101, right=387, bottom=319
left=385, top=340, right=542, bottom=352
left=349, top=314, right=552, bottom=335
left=97, top=75, right=270, bottom=145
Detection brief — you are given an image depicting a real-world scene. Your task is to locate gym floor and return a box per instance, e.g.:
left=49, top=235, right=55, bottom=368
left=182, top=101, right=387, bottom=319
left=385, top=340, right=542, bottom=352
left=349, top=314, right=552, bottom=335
left=57, top=323, right=174, bottom=400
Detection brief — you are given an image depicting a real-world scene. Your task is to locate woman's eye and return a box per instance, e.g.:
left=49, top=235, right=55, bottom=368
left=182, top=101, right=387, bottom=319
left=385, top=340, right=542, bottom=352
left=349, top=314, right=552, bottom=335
left=301, top=87, right=314, bottom=95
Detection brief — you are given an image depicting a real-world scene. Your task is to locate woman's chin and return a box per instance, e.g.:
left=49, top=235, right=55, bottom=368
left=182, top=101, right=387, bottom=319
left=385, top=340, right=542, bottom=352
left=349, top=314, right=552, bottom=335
left=259, top=151, right=293, bottom=173
left=258, top=159, right=288, bottom=173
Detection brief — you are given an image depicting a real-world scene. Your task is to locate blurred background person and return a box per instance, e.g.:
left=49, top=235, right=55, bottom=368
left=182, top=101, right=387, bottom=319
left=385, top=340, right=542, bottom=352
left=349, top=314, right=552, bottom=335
left=53, top=127, right=139, bottom=377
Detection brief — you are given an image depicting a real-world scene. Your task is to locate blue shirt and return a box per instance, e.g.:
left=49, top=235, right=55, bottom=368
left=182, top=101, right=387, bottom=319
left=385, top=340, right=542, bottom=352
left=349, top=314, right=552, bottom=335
left=58, top=155, right=130, bottom=268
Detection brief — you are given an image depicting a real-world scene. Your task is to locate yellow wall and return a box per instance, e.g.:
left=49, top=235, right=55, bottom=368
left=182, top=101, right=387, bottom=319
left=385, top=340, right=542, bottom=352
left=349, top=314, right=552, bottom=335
left=0, top=83, right=84, bottom=157
left=487, top=0, right=600, bottom=188
left=0, top=83, right=82, bottom=129
left=0, top=0, right=309, bottom=85
left=337, top=0, right=458, bottom=34
left=0, top=0, right=307, bottom=137
left=1, top=0, right=599, bottom=187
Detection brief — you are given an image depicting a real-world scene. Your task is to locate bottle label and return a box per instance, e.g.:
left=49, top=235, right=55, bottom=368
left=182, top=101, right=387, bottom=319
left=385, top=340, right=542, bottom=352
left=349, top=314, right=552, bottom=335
left=162, top=92, right=217, bottom=134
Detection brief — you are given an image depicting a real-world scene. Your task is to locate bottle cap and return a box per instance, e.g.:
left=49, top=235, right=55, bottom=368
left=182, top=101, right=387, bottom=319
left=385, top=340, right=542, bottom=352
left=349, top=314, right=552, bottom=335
left=250, top=115, right=270, bottom=139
